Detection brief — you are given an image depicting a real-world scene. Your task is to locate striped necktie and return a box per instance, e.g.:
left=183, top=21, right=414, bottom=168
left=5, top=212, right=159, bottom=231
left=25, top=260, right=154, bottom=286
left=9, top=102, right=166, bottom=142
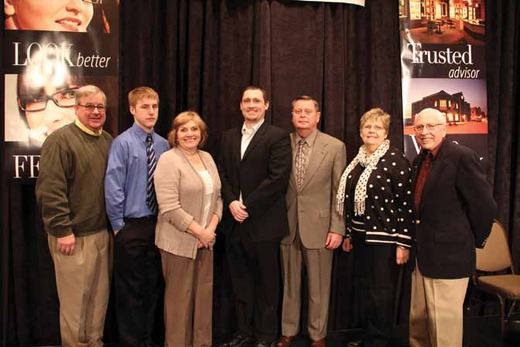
left=146, top=134, right=158, bottom=214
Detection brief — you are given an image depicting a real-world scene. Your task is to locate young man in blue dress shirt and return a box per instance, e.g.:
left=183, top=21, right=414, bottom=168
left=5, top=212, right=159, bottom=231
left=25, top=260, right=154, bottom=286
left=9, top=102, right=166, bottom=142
left=105, top=87, right=169, bottom=347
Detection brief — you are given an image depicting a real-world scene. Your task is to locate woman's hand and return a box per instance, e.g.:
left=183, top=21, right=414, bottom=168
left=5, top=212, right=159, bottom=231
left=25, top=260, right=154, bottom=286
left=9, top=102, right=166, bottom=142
left=396, top=246, right=410, bottom=265
left=342, top=237, right=353, bottom=252
left=196, top=228, right=216, bottom=248
left=187, top=220, right=216, bottom=248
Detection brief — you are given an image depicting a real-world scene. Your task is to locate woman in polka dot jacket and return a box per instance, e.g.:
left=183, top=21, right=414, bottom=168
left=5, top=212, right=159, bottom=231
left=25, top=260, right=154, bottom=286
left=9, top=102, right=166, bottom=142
left=336, top=108, right=414, bottom=347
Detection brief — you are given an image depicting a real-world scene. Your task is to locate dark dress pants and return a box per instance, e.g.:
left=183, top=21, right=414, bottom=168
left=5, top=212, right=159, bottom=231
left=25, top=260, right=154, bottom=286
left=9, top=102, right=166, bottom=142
left=226, top=223, right=282, bottom=341
left=114, top=217, right=163, bottom=346
left=352, top=232, right=399, bottom=347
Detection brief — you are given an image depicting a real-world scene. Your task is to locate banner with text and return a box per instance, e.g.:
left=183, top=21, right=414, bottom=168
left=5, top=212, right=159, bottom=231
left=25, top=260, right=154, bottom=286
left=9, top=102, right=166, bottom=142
left=3, top=0, right=119, bottom=181
left=292, top=0, right=365, bottom=6
left=398, top=0, right=487, bottom=165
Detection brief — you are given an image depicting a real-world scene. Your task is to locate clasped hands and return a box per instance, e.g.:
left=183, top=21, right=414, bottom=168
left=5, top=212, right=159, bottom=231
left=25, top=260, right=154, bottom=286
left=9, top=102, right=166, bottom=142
left=229, top=200, right=249, bottom=222
left=195, top=227, right=216, bottom=249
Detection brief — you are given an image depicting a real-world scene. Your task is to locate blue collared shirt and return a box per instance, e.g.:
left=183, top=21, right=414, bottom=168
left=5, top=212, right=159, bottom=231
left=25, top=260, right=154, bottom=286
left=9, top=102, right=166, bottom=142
left=105, top=122, right=170, bottom=231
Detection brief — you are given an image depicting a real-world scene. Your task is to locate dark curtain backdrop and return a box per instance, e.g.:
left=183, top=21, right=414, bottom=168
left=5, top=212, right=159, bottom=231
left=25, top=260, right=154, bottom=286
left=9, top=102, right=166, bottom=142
left=1, top=0, right=519, bottom=346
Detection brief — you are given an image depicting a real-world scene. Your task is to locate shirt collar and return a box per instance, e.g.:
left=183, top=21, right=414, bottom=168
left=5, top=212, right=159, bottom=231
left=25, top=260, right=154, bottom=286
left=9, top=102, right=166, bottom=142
left=75, top=119, right=103, bottom=136
left=242, top=118, right=265, bottom=136
left=131, top=122, right=154, bottom=142
left=430, top=138, right=445, bottom=158
left=295, top=129, right=318, bottom=147
left=421, top=138, right=445, bottom=159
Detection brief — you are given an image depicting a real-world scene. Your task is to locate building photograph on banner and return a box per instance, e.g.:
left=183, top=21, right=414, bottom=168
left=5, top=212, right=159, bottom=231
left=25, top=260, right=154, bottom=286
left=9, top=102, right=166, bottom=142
left=399, top=0, right=484, bottom=45
left=398, top=0, right=488, bottom=166
left=402, top=78, right=488, bottom=164
left=2, top=0, right=120, bottom=179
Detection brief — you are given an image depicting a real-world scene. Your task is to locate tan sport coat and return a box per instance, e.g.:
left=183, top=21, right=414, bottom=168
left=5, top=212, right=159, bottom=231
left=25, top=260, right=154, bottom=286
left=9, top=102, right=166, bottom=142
left=283, top=130, right=347, bottom=249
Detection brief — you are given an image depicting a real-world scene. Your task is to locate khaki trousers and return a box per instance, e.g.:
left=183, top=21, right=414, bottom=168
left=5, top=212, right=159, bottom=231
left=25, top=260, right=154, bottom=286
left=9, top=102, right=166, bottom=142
left=280, top=233, right=333, bottom=341
left=48, top=231, right=112, bottom=347
left=161, top=249, right=213, bottom=347
left=409, top=263, right=469, bottom=347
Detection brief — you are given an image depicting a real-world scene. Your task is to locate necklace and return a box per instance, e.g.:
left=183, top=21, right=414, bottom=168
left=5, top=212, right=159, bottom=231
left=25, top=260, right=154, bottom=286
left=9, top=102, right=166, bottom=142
left=180, top=148, right=198, bottom=157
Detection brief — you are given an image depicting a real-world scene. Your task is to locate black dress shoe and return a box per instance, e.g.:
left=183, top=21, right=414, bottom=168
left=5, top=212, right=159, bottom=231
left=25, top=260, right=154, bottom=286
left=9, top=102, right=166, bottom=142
left=254, top=340, right=275, bottom=347
left=346, top=341, right=363, bottom=347
left=220, top=333, right=255, bottom=347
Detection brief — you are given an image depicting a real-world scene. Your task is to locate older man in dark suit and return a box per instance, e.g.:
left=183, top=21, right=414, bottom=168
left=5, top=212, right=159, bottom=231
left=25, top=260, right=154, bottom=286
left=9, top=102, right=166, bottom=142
left=218, top=86, right=292, bottom=347
left=409, top=108, right=496, bottom=347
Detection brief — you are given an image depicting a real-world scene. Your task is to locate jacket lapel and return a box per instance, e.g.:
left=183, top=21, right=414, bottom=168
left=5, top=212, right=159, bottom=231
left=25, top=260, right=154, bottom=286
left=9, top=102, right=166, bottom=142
left=289, top=133, right=297, bottom=188
left=232, top=127, right=242, bottom=168
left=241, top=122, right=267, bottom=162
left=418, top=141, right=450, bottom=214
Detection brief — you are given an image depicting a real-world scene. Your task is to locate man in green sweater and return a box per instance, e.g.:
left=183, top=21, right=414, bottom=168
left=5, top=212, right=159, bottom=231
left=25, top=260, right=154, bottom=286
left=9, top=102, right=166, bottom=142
left=36, top=85, right=113, bottom=347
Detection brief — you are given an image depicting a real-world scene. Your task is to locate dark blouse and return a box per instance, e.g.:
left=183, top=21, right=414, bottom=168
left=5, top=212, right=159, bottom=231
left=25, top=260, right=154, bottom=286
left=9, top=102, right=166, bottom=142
left=343, top=146, right=414, bottom=247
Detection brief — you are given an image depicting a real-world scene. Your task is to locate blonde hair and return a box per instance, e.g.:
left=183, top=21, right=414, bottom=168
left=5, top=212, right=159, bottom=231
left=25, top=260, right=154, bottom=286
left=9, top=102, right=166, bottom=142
left=359, top=107, right=390, bottom=133
left=168, top=111, right=208, bottom=148
left=128, top=86, right=159, bottom=107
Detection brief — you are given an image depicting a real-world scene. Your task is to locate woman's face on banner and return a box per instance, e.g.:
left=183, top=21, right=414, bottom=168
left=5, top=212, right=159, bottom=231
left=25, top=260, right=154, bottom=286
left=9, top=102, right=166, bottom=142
left=4, top=0, right=94, bottom=32
left=20, top=83, right=78, bottom=141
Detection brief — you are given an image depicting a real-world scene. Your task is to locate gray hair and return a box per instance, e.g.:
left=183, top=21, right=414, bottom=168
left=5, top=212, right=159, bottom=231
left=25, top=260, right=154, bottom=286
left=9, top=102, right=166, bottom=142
left=75, top=85, right=107, bottom=105
left=415, top=108, right=446, bottom=124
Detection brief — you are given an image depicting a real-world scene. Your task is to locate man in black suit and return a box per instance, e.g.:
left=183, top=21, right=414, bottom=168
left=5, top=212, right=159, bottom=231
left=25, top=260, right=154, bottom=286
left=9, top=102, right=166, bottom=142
left=409, top=108, right=496, bottom=347
left=218, top=86, right=292, bottom=347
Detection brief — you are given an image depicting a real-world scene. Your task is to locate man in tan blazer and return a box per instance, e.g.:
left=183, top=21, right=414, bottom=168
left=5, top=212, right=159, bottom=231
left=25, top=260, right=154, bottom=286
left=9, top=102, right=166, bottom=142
left=277, top=96, right=346, bottom=347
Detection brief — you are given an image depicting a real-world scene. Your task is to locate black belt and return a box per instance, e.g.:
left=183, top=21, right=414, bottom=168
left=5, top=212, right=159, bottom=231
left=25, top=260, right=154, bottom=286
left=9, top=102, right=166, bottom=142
left=124, top=215, right=157, bottom=222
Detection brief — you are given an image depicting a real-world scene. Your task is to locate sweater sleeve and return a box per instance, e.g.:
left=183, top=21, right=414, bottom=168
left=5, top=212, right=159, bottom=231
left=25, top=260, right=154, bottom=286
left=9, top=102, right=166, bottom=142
left=154, top=151, right=194, bottom=232
left=36, top=137, right=74, bottom=237
left=393, top=153, right=414, bottom=248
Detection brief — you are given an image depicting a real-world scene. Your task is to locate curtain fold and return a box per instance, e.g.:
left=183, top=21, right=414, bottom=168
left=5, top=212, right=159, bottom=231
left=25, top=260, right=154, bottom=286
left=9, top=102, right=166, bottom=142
left=486, top=0, right=520, bottom=271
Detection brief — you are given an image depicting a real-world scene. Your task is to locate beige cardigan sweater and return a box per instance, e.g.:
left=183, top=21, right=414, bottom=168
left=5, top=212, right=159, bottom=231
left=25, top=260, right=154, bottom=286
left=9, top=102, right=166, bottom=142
left=154, top=147, right=222, bottom=259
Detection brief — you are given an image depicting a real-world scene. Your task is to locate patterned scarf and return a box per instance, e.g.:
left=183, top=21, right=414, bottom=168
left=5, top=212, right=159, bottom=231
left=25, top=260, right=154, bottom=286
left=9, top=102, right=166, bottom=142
left=336, top=139, right=390, bottom=216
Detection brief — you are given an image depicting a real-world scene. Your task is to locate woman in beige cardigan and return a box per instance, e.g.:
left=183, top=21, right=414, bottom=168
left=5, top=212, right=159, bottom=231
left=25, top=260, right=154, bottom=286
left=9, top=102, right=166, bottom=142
left=154, top=111, right=222, bottom=347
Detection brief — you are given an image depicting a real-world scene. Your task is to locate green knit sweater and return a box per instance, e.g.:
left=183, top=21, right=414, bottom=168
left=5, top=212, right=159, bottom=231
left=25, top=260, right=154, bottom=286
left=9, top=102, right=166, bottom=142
left=36, top=123, right=113, bottom=237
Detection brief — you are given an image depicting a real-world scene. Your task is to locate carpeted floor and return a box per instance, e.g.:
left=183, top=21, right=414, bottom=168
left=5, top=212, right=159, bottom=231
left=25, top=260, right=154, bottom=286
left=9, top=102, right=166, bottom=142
left=212, top=316, right=519, bottom=347
left=36, top=316, right=520, bottom=347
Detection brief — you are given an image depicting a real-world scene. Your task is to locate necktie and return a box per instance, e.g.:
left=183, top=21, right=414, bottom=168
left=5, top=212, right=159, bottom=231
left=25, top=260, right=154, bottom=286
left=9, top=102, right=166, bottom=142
left=146, top=134, right=158, bottom=214
left=295, top=139, right=308, bottom=190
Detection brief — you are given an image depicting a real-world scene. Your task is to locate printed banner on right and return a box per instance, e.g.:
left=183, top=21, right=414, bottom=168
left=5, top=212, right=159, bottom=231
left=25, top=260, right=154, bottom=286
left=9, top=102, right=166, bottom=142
left=398, top=0, right=488, bottom=166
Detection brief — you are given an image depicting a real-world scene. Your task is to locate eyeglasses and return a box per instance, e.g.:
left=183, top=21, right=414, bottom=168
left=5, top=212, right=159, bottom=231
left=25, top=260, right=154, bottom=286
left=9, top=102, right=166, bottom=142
left=363, top=124, right=385, bottom=131
left=18, top=88, right=78, bottom=112
left=77, top=104, right=107, bottom=112
left=413, top=123, right=445, bottom=132
left=292, top=109, right=315, bottom=116
left=82, top=0, right=103, bottom=4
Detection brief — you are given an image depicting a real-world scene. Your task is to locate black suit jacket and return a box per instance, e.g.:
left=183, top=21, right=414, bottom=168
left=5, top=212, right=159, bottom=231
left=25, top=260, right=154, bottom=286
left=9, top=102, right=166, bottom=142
left=218, top=121, right=292, bottom=241
left=412, top=140, right=496, bottom=279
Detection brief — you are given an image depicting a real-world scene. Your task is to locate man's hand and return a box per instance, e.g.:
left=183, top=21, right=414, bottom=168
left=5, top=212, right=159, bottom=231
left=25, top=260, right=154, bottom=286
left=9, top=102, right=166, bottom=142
left=229, top=200, right=249, bottom=222
left=113, top=229, right=120, bottom=236
left=342, top=237, right=353, bottom=252
left=396, top=246, right=410, bottom=265
left=325, top=232, right=343, bottom=250
left=57, top=234, right=76, bottom=255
